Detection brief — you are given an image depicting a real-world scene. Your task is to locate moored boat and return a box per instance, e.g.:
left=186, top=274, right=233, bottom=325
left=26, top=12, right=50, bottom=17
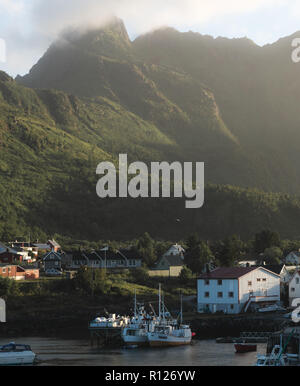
left=148, top=324, right=192, bottom=347
left=121, top=291, right=159, bottom=347
left=0, top=343, right=36, bottom=366
left=147, top=287, right=192, bottom=348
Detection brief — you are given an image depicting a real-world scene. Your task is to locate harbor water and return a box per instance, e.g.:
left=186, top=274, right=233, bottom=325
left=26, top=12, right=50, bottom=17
left=0, top=337, right=266, bottom=366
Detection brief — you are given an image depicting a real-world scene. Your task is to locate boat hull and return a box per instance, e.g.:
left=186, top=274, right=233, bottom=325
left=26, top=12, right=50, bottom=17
left=0, top=352, right=36, bottom=366
left=149, top=340, right=191, bottom=347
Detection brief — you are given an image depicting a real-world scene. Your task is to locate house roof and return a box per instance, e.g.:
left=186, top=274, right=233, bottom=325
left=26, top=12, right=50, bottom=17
left=43, top=251, right=62, bottom=261
left=286, top=251, right=300, bottom=257
left=198, top=267, right=257, bottom=279
left=162, top=254, right=184, bottom=267
left=0, top=242, right=20, bottom=255
left=163, top=244, right=185, bottom=256
left=33, top=243, right=50, bottom=250
left=48, top=239, right=61, bottom=248
left=259, top=264, right=285, bottom=275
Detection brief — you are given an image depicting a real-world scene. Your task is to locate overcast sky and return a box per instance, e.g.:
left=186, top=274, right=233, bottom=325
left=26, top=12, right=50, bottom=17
left=0, top=0, right=300, bottom=77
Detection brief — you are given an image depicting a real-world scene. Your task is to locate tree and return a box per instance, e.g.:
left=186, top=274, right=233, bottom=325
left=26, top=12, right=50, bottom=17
left=263, top=247, right=283, bottom=265
left=185, top=238, right=213, bottom=275
left=130, top=267, right=150, bottom=284
left=179, top=266, right=193, bottom=284
left=254, top=230, right=281, bottom=254
left=217, top=235, right=243, bottom=267
left=137, top=232, right=157, bottom=268
left=73, top=267, right=108, bottom=295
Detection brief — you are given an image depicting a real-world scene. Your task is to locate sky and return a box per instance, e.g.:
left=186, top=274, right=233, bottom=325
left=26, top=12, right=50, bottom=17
left=0, top=0, right=300, bottom=77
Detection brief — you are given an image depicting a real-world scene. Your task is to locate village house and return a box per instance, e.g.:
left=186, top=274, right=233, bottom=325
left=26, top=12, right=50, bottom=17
left=63, top=248, right=142, bottom=270
left=238, top=259, right=257, bottom=267
left=0, top=264, right=39, bottom=280
left=288, top=271, right=300, bottom=307
left=0, top=243, right=24, bottom=264
left=285, top=251, right=300, bottom=265
left=10, top=241, right=38, bottom=259
left=33, top=239, right=61, bottom=254
left=197, top=266, right=281, bottom=314
left=162, top=244, right=185, bottom=259
left=149, top=254, right=185, bottom=278
left=43, top=251, right=62, bottom=273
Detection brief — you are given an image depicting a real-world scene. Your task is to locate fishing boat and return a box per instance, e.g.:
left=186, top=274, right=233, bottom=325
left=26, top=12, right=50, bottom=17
left=234, top=343, right=257, bottom=353
left=121, top=292, right=158, bottom=347
left=0, top=343, right=36, bottom=366
left=147, top=286, right=192, bottom=347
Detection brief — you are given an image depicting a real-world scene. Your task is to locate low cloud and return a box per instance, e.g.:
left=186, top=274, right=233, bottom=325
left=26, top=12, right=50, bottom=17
left=0, top=0, right=293, bottom=76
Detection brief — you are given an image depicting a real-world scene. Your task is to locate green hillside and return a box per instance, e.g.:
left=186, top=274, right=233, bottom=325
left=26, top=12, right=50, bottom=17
left=1, top=19, right=300, bottom=241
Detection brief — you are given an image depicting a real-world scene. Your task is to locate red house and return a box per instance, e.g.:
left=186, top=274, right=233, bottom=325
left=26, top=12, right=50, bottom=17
left=0, top=249, right=23, bottom=264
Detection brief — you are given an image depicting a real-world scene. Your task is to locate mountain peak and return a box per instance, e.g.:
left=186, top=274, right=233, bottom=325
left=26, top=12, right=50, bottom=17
left=57, top=17, right=131, bottom=57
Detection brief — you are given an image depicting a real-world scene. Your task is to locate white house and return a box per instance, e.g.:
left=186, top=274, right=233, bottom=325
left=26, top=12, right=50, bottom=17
left=163, top=244, right=185, bottom=260
left=238, top=260, right=257, bottom=267
left=197, top=267, right=281, bottom=314
left=289, top=271, right=300, bottom=307
left=285, top=251, right=300, bottom=265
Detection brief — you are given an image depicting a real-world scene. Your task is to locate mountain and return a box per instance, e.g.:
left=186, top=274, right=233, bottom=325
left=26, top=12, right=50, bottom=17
left=17, top=18, right=287, bottom=192
left=1, top=19, right=300, bottom=241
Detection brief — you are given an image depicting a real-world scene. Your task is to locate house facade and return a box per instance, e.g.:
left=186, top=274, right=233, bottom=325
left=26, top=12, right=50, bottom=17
left=197, top=267, right=281, bottom=314
left=0, top=265, right=39, bottom=280
left=289, top=271, right=300, bottom=307
left=43, top=251, right=62, bottom=272
left=64, top=249, right=142, bottom=270
left=162, top=244, right=185, bottom=259
left=285, top=251, right=300, bottom=265
left=150, top=254, right=184, bottom=277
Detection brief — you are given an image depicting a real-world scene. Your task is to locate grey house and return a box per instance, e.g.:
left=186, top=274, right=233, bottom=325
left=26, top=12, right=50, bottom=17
left=43, top=251, right=62, bottom=271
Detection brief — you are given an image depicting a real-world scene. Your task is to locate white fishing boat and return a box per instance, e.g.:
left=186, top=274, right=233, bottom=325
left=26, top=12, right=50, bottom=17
left=148, top=324, right=192, bottom=347
left=121, top=292, right=158, bottom=347
left=147, top=286, right=193, bottom=347
left=0, top=343, right=36, bottom=366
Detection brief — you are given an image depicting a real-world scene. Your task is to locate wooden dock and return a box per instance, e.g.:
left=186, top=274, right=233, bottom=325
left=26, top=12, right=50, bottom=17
left=89, top=326, right=123, bottom=347
left=216, top=331, right=274, bottom=344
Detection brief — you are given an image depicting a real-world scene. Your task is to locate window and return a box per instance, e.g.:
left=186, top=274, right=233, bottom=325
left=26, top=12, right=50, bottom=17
left=262, top=278, right=266, bottom=282
left=218, top=279, right=223, bottom=285
left=296, top=278, right=300, bottom=285
left=292, top=288, right=295, bottom=292
left=230, top=304, right=234, bottom=310
left=218, top=292, right=223, bottom=298
left=205, top=292, right=210, bottom=298
left=205, top=279, right=209, bottom=285
left=248, top=281, right=252, bottom=286
left=2, top=268, right=6, bottom=273
left=257, top=278, right=261, bottom=282
left=228, top=292, right=234, bottom=298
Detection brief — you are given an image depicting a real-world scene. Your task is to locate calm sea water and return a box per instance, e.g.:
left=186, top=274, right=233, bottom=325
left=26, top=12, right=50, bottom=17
left=0, top=337, right=266, bottom=366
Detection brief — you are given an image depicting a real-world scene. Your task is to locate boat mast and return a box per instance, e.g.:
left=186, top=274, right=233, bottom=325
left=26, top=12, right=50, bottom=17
left=158, top=283, right=161, bottom=320
left=134, top=289, right=137, bottom=318
left=180, top=292, right=183, bottom=325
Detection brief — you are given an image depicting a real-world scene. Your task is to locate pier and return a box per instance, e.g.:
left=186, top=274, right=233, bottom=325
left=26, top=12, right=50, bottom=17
left=216, top=331, right=275, bottom=343
left=89, top=326, right=123, bottom=347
